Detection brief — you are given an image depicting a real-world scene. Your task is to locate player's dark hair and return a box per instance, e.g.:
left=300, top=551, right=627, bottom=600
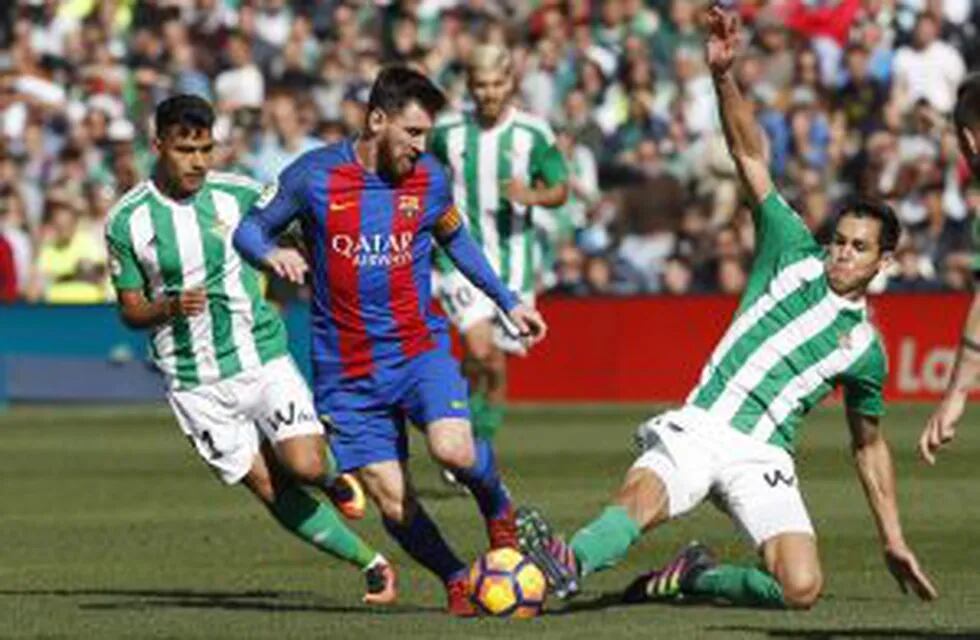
left=954, top=72, right=980, bottom=131
left=835, top=198, right=900, bottom=253
left=154, top=94, right=215, bottom=138
left=366, top=66, right=446, bottom=118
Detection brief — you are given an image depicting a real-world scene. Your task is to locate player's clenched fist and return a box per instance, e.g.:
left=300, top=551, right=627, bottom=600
left=168, top=287, right=207, bottom=318
left=264, top=247, right=309, bottom=284
left=508, top=304, right=547, bottom=347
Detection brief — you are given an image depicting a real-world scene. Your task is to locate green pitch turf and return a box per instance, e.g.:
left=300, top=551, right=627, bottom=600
left=0, top=403, right=977, bottom=639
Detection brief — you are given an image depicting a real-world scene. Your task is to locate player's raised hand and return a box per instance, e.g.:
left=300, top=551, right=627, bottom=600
left=918, top=394, right=963, bottom=464
left=705, top=6, right=740, bottom=76
left=170, top=287, right=207, bottom=318
left=264, top=247, right=308, bottom=284
left=508, top=304, right=548, bottom=347
left=884, top=544, right=938, bottom=601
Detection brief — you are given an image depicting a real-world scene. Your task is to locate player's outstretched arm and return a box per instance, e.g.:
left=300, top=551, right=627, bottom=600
left=116, top=288, right=206, bottom=329
left=706, top=6, right=771, bottom=208
left=919, top=291, right=980, bottom=464
left=847, top=410, right=938, bottom=601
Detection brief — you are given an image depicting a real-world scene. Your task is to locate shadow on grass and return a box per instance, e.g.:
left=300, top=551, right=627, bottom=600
left=0, top=588, right=436, bottom=616
left=709, top=627, right=980, bottom=639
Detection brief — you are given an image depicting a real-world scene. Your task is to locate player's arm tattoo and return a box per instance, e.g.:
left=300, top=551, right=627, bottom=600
left=433, top=206, right=463, bottom=240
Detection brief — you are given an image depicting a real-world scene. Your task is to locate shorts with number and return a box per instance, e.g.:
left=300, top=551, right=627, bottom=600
left=167, top=356, right=322, bottom=485
left=434, top=269, right=533, bottom=354
left=319, top=341, right=470, bottom=473
left=632, top=405, right=814, bottom=547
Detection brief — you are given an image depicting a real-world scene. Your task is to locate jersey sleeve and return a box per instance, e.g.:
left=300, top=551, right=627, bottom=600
left=841, top=338, right=887, bottom=418
left=105, top=218, right=144, bottom=291
left=427, top=158, right=455, bottom=219
left=248, top=158, right=311, bottom=228
left=528, top=123, right=568, bottom=186
left=752, top=190, right=819, bottom=271
left=233, top=157, right=311, bottom=264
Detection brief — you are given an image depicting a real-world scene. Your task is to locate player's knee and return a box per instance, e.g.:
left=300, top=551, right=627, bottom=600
left=778, top=568, right=823, bottom=609
left=377, top=493, right=417, bottom=524
left=431, top=437, right=475, bottom=470
left=466, top=342, right=495, bottom=367
left=282, top=447, right=325, bottom=485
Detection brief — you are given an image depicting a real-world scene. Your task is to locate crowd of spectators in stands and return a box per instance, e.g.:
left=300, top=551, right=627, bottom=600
left=0, top=0, right=978, bottom=304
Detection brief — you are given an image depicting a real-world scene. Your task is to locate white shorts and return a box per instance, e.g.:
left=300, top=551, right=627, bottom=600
left=434, top=269, right=534, bottom=354
left=632, top=405, right=814, bottom=548
left=167, top=356, right=323, bottom=485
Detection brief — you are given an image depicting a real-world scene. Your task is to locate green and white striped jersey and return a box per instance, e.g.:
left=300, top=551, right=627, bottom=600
left=687, top=192, right=887, bottom=454
left=105, top=173, right=288, bottom=390
left=430, top=108, right=567, bottom=294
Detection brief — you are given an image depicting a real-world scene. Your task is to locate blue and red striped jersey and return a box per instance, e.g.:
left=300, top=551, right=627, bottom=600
left=245, top=139, right=453, bottom=384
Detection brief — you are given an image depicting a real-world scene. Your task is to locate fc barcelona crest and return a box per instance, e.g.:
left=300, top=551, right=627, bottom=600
left=398, top=195, right=420, bottom=218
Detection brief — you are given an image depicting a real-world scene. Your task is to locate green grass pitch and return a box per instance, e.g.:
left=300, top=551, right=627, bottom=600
left=0, top=403, right=977, bottom=639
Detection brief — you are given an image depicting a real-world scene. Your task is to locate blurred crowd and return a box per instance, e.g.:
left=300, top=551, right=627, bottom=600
left=0, top=0, right=978, bottom=304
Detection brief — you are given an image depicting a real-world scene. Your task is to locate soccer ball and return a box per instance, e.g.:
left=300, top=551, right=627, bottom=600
left=469, top=548, right=547, bottom=618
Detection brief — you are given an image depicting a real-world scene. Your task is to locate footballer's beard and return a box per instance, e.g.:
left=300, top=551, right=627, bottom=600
left=378, top=143, right=416, bottom=182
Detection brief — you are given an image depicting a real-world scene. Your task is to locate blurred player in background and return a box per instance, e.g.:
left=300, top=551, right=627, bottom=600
left=106, top=95, right=396, bottom=606
left=233, top=67, right=547, bottom=616
left=430, top=45, right=568, bottom=461
left=919, top=73, right=980, bottom=464
left=518, top=7, right=937, bottom=610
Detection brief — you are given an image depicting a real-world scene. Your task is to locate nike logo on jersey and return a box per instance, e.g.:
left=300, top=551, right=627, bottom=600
left=329, top=201, right=353, bottom=212
left=450, top=400, right=467, bottom=410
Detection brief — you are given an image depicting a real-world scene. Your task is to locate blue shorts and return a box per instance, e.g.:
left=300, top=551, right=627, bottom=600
left=317, top=346, right=470, bottom=472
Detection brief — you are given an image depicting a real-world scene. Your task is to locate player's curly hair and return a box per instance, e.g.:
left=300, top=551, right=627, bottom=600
left=367, top=66, right=446, bottom=119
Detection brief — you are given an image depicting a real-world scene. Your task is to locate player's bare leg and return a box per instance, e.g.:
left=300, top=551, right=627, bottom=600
left=761, top=533, right=823, bottom=609
left=358, top=459, right=474, bottom=616
left=428, top=418, right=518, bottom=549
left=276, top=433, right=365, bottom=519
left=242, top=442, right=395, bottom=605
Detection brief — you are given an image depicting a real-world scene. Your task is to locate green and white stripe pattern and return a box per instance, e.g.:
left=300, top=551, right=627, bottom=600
left=105, top=172, right=287, bottom=390
left=687, top=193, right=886, bottom=453
left=431, top=109, right=562, bottom=294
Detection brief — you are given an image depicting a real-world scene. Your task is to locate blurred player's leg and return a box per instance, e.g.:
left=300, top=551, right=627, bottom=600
left=358, top=459, right=475, bottom=616
left=461, top=319, right=506, bottom=441
left=244, top=443, right=396, bottom=604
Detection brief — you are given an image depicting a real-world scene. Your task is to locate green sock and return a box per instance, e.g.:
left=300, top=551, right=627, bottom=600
left=474, top=404, right=504, bottom=441
left=269, top=484, right=377, bottom=569
left=569, top=506, right=641, bottom=576
left=469, top=391, right=492, bottom=440
left=688, top=565, right=785, bottom=608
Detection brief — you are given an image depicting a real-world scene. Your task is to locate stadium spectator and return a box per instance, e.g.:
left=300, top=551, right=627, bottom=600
left=892, top=12, right=966, bottom=114
left=0, top=0, right=976, bottom=302
left=28, top=192, right=107, bottom=304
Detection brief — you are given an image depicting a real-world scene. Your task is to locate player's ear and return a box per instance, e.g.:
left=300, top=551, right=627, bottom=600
left=367, top=108, right=387, bottom=136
